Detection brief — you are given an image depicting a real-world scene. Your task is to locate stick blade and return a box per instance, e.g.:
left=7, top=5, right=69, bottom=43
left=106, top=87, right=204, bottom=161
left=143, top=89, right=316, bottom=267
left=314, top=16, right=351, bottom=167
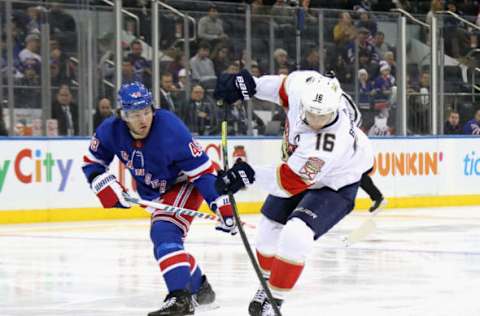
left=344, top=218, right=377, bottom=246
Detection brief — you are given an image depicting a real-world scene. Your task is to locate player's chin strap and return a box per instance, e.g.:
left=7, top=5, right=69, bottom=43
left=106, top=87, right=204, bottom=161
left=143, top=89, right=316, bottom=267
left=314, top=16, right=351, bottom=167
left=123, top=194, right=256, bottom=229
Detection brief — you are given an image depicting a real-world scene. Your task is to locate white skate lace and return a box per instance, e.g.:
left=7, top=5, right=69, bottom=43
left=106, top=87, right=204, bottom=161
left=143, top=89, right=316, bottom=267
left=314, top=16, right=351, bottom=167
left=159, top=297, right=177, bottom=310
left=261, top=301, right=275, bottom=316
left=253, top=288, right=267, bottom=303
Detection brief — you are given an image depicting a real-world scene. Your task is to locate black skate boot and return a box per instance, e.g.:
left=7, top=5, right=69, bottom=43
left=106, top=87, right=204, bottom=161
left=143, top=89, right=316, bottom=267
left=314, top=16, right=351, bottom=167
left=369, top=196, right=387, bottom=214
left=148, top=290, right=194, bottom=316
left=248, top=287, right=267, bottom=316
left=261, top=298, right=283, bottom=316
left=193, top=275, right=216, bottom=305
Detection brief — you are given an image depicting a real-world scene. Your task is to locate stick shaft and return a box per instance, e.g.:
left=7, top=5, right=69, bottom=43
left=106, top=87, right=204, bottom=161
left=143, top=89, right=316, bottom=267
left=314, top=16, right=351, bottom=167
left=221, top=108, right=282, bottom=316
left=125, top=195, right=256, bottom=229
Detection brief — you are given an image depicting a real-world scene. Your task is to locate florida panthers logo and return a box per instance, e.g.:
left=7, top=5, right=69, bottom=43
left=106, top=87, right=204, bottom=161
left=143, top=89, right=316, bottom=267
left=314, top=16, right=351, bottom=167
left=299, top=157, right=325, bottom=180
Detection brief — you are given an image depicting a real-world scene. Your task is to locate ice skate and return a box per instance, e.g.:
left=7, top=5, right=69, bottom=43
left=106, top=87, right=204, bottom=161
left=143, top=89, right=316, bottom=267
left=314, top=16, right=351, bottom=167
left=148, top=290, right=194, bottom=316
left=194, top=275, right=215, bottom=305
left=248, top=287, right=267, bottom=316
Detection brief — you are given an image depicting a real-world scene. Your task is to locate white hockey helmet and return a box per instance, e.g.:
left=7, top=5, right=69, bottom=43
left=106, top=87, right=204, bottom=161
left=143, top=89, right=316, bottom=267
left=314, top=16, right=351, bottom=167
left=300, top=76, right=342, bottom=117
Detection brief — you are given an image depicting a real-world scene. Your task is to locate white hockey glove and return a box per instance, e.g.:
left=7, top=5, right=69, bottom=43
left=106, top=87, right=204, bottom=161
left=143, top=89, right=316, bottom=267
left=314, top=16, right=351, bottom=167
left=91, top=173, right=131, bottom=209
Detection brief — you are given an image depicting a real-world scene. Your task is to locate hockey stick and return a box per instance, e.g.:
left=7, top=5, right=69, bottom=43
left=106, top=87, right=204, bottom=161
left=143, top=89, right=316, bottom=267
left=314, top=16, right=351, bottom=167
left=124, top=195, right=256, bottom=229
left=343, top=211, right=380, bottom=246
left=220, top=100, right=282, bottom=316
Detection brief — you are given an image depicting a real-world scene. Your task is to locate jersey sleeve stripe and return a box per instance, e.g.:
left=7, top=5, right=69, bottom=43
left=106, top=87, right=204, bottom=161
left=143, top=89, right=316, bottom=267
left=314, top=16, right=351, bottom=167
left=278, top=77, right=289, bottom=109
left=183, top=159, right=216, bottom=182
left=277, top=163, right=311, bottom=196
left=82, top=151, right=107, bottom=167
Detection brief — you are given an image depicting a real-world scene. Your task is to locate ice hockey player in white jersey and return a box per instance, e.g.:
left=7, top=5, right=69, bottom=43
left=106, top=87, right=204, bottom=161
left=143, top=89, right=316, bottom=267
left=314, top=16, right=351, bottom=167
left=215, top=69, right=374, bottom=315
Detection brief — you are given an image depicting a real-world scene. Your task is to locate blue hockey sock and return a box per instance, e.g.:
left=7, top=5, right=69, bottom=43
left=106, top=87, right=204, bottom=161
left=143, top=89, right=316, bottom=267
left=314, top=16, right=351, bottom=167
left=151, top=221, right=192, bottom=293
left=188, top=254, right=203, bottom=294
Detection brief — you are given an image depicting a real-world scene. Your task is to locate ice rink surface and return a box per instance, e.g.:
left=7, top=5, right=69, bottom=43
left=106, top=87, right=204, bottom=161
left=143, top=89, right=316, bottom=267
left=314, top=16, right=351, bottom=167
left=1, top=206, right=480, bottom=316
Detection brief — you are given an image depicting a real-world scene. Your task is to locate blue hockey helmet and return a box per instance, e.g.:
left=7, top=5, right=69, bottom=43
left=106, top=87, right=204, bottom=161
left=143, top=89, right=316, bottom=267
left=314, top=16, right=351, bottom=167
left=117, top=81, right=153, bottom=112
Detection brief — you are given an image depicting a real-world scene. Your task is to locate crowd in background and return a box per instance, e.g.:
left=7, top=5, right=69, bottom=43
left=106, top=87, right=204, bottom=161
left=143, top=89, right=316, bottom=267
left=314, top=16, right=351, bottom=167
left=1, top=0, right=480, bottom=137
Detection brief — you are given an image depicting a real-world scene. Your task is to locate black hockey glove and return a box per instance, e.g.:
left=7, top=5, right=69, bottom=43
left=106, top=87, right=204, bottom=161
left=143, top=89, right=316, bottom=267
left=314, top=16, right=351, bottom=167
left=214, top=69, right=256, bottom=105
left=215, top=161, right=255, bottom=195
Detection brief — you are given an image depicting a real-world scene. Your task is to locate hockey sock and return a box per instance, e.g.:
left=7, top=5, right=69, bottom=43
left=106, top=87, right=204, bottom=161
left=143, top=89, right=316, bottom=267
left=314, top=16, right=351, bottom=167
left=268, top=218, right=314, bottom=300
left=255, top=215, right=284, bottom=278
left=151, top=221, right=192, bottom=293
left=256, top=250, right=274, bottom=279
left=187, top=253, right=203, bottom=293
left=158, top=248, right=192, bottom=293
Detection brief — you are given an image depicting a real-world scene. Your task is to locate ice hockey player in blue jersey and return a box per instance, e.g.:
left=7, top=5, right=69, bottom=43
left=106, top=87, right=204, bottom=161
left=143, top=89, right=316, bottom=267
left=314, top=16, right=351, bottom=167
left=82, top=82, right=254, bottom=316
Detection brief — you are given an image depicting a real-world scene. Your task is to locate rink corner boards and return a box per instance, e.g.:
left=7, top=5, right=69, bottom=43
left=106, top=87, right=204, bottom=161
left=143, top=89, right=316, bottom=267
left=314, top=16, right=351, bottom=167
left=1, top=195, right=480, bottom=224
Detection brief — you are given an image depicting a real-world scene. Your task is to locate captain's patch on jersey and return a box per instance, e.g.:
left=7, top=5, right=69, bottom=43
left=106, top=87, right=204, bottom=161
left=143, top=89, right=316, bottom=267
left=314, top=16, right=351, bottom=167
left=189, top=140, right=203, bottom=157
left=299, top=157, right=325, bottom=180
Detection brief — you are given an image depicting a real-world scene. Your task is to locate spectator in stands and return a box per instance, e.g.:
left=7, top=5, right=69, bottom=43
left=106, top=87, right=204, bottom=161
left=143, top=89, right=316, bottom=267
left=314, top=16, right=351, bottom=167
left=159, top=72, right=178, bottom=112
left=252, top=0, right=269, bottom=16
left=273, top=48, right=290, bottom=74
left=211, top=44, right=231, bottom=77
left=301, top=47, right=320, bottom=71
left=226, top=100, right=265, bottom=135
left=373, top=63, right=395, bottom=112
left=346, top=27, right=379, bottom=64
left=126, top=40, right=152, bottom=87
left=373, top=31, right=392, bottom=59
left=51, top=84, right=78, bottom=136
left=49, top=4, right=77, bottom=53
left=50, top=47, right=72, bottom=87
left=251, top=64, right=262, bottom=77
left=190, top=41, right=217, bottom=88
left=354, top=0, right=372, bottom=12
left=167, top=51, right=186, bottom=84
left=15, top=61, right=41, bottom=109
left=356, top=12, right=377, bottom=36
left=443, top=1, right=467, bottom=58
left=93, top=97, right=113, bottom=129
left=122, top=59, right=137, bottom=84
left=331, top=53, right=354, bottom=83
left=198, top=4, right=228, bottom=45
left=358, top=68, right=375, bottom=110
left=301, top=0, right=318, bottom=24
left=19, top=33, right=41, bottom=64
left=177, top=68, right=189, bottom=91
left=444, top=110, right=462, bottom=134
left=26, top=6, right=43, bottom=34
left=271, top=0, right=292, bottom=28
left=278, top=65, right=290, bottom=75
left=383, top=51, right=397, bottom=78
left=426, top=0, right=444, bottom=43
left=180, top=84, right=216, bottom=135
left=333, top=12, right=356, bottom=46
left=358, top=50, right=377, bottom=79
left=226, top=61, right=240, bottom=74
left=0, top=107, right=7, bottom=136
left=463, top=109, right=480, bottom=135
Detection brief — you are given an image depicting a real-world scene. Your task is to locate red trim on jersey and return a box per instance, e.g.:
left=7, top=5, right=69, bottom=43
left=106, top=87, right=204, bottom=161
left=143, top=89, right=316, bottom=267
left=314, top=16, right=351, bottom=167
left=188, top=253, right=197, bottom=272
left=269, top=257, right=304, bottom=290
left=278, top=77, right=289, bottom=109
left=159, top=252, right=189, bottom=271
left=83, top=155, right=95, bottom=164
left=257, top=250, right=274, bottom=273
left=278, top=164, right=311, bottom=196
left=187, top=163, right=216, bottom=182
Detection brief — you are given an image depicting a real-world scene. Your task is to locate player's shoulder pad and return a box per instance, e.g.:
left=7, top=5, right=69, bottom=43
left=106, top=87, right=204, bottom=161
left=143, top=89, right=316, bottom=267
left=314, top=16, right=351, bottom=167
left=153, top=109, right=190, bottom=138
left=95, top=115, right=122, bottom=138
